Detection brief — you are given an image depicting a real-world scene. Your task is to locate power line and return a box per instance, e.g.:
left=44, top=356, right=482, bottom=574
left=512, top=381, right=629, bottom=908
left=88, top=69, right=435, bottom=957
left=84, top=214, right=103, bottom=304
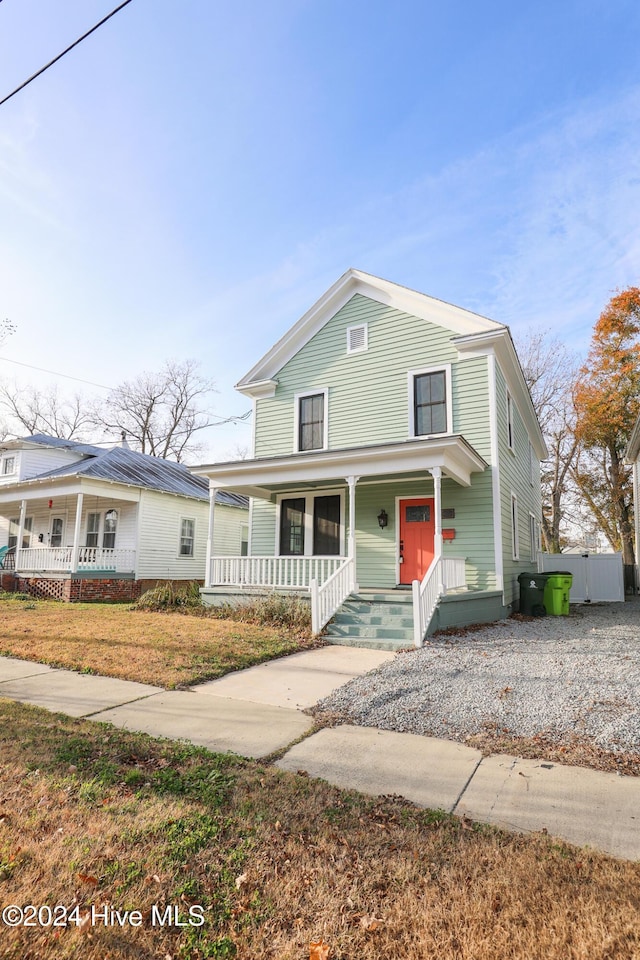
left=0, top=355, right=111, bottom=389
left=0, top=354, right=252, bottom=424
left=0, top=0, right=134, bottom=108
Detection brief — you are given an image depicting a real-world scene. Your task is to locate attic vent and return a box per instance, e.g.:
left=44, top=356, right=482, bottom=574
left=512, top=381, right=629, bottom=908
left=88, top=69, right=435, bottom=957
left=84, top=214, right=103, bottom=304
left=347, top=323, right=368, bottom=354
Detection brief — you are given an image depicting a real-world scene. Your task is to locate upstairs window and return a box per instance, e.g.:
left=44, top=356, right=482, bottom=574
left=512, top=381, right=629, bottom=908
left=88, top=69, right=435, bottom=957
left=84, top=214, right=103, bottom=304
left=103, top=509, right=118, bottom=549
left=507, top=391, right=515, bottom=451
left=296, top=390, right=327, bottom=452
left=411, top=369, right=449, bottom=437
left=2, top=456, right=15, bottom=476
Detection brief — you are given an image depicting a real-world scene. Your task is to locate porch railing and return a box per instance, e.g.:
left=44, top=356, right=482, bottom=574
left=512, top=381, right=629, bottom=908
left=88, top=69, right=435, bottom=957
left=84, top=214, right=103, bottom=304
left=15, top=546, right=136, bottom=574
left=310, top=556, right=356, bottom=634
left=412, top=555, right=467, bottom=647
left=209, top=555, right=345, bottom=590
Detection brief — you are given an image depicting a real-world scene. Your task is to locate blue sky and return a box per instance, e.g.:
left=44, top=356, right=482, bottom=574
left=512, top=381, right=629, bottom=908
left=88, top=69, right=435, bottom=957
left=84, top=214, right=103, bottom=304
left=1, top=0, right=639, bottom=459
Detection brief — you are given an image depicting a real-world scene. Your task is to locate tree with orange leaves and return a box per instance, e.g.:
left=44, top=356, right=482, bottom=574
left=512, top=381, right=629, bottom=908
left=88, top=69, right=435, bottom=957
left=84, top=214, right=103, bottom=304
left=572, top=287, right=640, bottom=564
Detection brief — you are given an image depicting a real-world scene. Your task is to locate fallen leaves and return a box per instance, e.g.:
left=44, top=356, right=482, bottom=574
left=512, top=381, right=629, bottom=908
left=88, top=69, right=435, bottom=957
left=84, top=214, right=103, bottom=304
left=309, top=938, right=331, bottom=960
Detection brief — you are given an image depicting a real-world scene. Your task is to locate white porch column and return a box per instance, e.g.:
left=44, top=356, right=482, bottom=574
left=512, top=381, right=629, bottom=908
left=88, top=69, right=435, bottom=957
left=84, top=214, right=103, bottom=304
left=205, top=486, right=217, bottom=589
left=430, top=467, right=443, bottom=559
left=15, top=499, right=26, bottom=573
left=346, top=475, right=359, bottom=592
left=71, top=493, right=83, bottom=573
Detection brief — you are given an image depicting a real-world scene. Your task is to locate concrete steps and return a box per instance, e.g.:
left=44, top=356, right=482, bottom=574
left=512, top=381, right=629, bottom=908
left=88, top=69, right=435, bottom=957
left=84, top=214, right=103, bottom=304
left=323, top=591, right=415, bottom=650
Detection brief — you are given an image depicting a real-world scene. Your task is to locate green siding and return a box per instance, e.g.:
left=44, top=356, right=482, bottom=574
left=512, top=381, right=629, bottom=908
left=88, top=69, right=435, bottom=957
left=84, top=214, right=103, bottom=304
left=248, top=296, right=504, bottom=588
left=255, top=295, right=491, bottom=457
left=495, top=364, right=542, bottom=606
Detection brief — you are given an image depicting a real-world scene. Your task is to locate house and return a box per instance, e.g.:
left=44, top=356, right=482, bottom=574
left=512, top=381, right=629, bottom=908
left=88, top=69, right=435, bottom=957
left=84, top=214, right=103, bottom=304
left=0, top=434, right=248, bottom=601
left=191, top=269, right=547, bottom=646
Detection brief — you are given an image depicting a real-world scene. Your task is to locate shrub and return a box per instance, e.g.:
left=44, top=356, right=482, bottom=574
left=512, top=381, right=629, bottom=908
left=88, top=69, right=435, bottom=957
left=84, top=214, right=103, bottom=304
left=209, top=592, right=312, bottom=634
left=134, top=581, right=204, bottom=612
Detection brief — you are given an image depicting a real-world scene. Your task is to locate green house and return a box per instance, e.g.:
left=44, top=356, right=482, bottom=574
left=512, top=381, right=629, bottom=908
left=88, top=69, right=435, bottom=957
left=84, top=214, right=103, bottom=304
left=192, top=270, right=547, bottom=646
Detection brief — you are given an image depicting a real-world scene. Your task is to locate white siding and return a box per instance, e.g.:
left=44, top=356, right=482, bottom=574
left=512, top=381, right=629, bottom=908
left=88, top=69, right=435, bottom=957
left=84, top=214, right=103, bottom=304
left=136, top=491, right=247, bottom=580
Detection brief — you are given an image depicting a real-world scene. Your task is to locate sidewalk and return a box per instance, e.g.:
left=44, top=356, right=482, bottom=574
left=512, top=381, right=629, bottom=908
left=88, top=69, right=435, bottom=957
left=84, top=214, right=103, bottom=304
left=1, top=648, right=639, bottom=862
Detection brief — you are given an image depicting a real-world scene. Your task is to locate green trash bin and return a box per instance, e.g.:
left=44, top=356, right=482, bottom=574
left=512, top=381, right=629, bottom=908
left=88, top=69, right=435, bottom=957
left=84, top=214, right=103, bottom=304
left=517, top=572, right=549, bottom=616
left=543, top=572, right=573, bottom=616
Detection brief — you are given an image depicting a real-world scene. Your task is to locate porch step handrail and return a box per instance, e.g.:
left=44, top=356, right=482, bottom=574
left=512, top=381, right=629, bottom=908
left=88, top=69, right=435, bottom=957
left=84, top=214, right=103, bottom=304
left=210, top=555, right=345, bottom=590
left=412, top=555, right=466, bottom=647
left=310, top=556, right=356, bottom=634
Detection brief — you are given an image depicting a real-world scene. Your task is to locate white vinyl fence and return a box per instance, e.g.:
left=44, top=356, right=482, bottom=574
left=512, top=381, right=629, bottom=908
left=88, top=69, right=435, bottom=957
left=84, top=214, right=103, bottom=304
left=538, top=553, right=624, bottom=603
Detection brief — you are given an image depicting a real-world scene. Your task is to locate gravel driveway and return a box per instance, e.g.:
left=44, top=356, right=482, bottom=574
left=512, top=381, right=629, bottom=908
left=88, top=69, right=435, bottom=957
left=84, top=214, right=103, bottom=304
left=313, top=599, right=640, bottom=769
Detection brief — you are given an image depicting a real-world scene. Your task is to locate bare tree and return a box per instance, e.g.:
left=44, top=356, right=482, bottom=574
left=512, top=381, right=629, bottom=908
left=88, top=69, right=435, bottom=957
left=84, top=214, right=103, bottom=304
left=93, top=359, right=217, bottom=461
left=0, top=319, right=15, bottom=346
left=515, top=329, right=581, bottom=553
left=0, top=382, right=94, bottom=440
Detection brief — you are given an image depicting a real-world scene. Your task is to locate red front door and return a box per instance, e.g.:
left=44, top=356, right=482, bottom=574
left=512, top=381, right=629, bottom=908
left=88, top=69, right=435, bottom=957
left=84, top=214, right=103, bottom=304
left=399, top=498, right=435, bottom=584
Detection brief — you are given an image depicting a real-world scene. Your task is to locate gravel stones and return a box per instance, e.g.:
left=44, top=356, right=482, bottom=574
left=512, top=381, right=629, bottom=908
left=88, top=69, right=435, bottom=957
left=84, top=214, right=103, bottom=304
left=313, top=601, right=640, bottom=754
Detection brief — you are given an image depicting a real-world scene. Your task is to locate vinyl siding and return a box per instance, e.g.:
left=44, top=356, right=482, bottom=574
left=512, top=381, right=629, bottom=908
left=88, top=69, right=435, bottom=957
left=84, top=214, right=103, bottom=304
left=248, top=297, right=501, bottom=585
left=495, top=363, right=542, bottom=606
left=136, top=491, right=245, bottom=580
left=255, top=294, right=472, bottom=457
left=0, top=499, right=136, bottom=550
left=17, top=448, right=83, bottom=481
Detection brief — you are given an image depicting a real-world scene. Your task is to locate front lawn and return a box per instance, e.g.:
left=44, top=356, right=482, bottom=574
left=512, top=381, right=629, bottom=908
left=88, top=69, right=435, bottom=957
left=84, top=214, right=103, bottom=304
left=0, top=597, right=318, bottom=689
left=1, top=700, right=639, bottom=960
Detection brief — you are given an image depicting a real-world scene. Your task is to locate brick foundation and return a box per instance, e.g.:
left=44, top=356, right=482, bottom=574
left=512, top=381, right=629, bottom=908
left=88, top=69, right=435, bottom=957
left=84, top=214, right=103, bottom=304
left=3, top=577, right=203, bottom=603
left=10, top=577, right=143, bottom=603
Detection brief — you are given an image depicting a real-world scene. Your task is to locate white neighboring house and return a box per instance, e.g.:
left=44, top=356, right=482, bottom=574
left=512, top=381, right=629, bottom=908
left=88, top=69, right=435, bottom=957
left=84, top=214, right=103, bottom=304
left=0, top=434, right=248, bottom=602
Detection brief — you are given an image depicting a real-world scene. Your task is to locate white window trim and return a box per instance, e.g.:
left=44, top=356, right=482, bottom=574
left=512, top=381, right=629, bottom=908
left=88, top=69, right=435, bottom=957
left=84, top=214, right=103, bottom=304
left=179, top=516, right=196, bottom=558
left=529, top=441, right=535, bottom=485
left=346, top=322, right=368, bottom=354
left=407, top=364, right=453, bottom=439
left=275, top=488, right=345, bottom=557
left=293, top=387, right=329, bottom=453
left=529, top=512, right=539, bottom=563
left=506, top=390, right=515, bottom=452
left=511, top=492, right=519, bottom=561
left=2, top=456, right=16, bottom=476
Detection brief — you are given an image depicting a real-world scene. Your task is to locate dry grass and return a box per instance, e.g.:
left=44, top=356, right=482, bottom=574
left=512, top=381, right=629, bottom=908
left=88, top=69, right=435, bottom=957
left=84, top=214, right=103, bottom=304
left=1, top=700, right=639, bottom=960
left=0, top=597, right=318, bottom=689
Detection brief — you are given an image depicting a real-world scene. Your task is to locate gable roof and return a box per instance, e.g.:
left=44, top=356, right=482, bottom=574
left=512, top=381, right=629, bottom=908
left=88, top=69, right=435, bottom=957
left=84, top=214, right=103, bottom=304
left=6, top=436, right=247, bottom=507
left=235, top=268, right=505, bottom=395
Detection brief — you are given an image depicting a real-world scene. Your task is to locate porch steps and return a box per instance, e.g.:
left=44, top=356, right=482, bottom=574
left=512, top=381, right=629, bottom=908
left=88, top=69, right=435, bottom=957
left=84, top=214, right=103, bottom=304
left=323, top=591, right=415, bottom=650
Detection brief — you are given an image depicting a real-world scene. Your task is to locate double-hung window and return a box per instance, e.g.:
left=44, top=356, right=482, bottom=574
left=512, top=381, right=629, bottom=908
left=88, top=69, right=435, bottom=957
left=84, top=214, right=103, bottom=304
left=86, top=513, right=100, bottom=547
left=2, top=456, right=15, bottom=476
left=410, top=367, right=451, bottom=437
left=8, top=517, right=32, bottom=549
left=103, top=510, right=117, bottom=549
left=279, top=493, right=342, bottom=557
left=179, top=518, right=195, bottom=557
left=295, top=390, right=327, bottom=452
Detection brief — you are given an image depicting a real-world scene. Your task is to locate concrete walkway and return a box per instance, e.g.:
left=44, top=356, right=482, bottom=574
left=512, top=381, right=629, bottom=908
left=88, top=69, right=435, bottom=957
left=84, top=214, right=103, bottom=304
left=1, top=649, right=639, bottom=862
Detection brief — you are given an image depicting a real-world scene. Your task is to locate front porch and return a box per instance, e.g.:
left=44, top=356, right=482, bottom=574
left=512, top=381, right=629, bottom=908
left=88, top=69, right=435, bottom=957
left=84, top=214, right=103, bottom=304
left=193, top=437, right=491, bottom=644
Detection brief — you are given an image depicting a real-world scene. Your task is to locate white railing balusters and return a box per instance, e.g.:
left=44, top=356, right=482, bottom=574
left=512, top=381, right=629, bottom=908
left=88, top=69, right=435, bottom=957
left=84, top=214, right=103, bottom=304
left=413, top=556, right=467, bottom=647
left=15, top=547, right=136, bottom=574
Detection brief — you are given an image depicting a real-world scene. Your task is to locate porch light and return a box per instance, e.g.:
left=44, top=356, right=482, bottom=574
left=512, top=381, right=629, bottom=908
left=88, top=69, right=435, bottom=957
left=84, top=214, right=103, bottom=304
left=377, top=509, right=388, bottom=530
